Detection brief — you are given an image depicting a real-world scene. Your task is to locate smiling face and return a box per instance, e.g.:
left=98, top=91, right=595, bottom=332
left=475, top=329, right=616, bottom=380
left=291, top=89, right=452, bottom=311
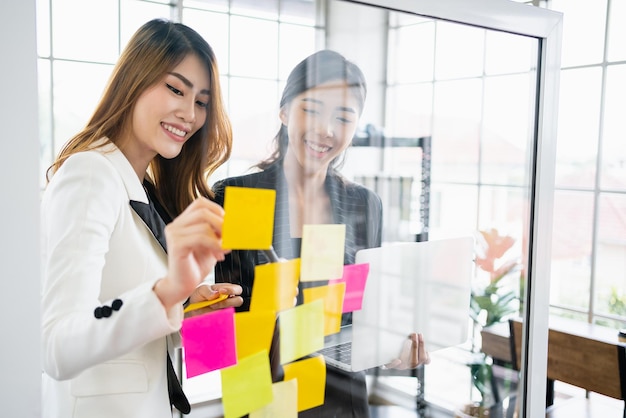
left=280, top=80, right=361, bottom=176
left=120, top=53, right=211, bottom=178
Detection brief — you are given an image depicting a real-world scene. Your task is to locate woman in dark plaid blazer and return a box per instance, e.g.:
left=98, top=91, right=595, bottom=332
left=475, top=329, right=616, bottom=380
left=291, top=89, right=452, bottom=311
left=213, top=50, right=429, bottom=418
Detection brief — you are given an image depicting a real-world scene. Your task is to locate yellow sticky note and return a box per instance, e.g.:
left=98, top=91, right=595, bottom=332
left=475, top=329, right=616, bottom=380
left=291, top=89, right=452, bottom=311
left=222, top=186, right=276, bottom=250
left=250, top=379, right=298, bottom=418
left=303, top=283, right=346, bottom=336
left=250, top=258, right=300, bottom=313
left=235, top=310, right=276, bottom=360
left=221, top=350, right=273, bottom=418
left=283, top=355, right=327, bottom=412
left=300, top=224, right=346, bottom=281
left=279, top=300, right=325, bottom=364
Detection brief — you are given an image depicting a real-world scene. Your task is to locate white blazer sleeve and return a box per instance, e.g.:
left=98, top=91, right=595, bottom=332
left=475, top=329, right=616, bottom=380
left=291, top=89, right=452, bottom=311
left=41, top=151, right=182, bottom=380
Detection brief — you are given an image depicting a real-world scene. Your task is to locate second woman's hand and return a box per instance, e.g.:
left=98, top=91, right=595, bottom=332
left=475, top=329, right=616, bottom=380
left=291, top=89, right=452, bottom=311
left=383, top=333, right=431, bottom=370
left=185, top=283, right=244, bottom=317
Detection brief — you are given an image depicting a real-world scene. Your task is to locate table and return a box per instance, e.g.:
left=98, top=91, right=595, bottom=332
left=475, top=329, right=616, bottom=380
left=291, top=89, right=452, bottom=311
left=481, top=316, right=626, bottom=409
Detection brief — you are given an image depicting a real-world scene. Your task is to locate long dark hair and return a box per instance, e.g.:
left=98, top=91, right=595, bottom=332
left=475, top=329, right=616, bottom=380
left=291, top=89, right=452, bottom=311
left=256, top=50, right=367, bottom=173
left=47, top=18, right=232, bottom=217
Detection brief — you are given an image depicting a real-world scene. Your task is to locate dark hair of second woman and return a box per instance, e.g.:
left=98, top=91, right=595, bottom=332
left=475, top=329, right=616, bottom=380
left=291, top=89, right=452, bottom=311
left=46, top=18, right=232, bottom=217
left=256, top=49, right=367, bottom=173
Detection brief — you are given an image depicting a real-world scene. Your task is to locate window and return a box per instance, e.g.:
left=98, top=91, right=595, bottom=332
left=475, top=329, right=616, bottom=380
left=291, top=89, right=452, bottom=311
left=548, top=0, right=626, bottom=326
left=37, top=0, right=320, bottom=186
left=37, top=0, right=320, bottom=407
left=39, top=0, right=623, bottom=414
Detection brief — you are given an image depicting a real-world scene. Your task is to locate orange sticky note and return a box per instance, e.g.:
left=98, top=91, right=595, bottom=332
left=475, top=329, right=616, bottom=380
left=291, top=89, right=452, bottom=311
left=234, top=310, right=276, bottom=360
left=279, top=300, right=325, bottom=364
left=300, top=224, right=346, bottom=281
left=303, top=283, right=346, bottom=335
left=283, top=355, right=327, bottom=412
left=221, top=350, right=273, bottom=418
left=250, top=258, right=300, bottom=313
left=222, top=186, right=276, bottom=250
left=250, top=379, right=298, bottom=418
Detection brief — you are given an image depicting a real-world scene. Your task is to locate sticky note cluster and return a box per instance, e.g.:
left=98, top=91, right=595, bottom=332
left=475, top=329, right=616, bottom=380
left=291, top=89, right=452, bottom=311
left=180, top=186, right=370, bottom=417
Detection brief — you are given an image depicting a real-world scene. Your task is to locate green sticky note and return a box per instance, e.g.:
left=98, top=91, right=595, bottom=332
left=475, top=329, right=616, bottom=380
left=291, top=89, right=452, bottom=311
left=221, top=350, right=273, bottom=418
left=300, top=224, right=346, bottom=281
left=279, top=299, right=325, bottom=364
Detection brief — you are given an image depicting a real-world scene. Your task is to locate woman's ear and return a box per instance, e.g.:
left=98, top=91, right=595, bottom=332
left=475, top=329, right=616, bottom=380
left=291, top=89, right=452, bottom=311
left=279, top=107, right=288, bottom=125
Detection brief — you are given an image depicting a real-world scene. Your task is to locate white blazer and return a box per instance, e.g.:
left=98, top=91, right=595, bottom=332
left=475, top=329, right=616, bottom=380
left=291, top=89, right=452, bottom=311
left=41, top=141, right=183, bottom=418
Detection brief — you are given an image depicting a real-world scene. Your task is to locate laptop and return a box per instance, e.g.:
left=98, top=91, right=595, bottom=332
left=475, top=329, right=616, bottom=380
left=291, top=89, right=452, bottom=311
left=318, top=236, right=474, bottom=372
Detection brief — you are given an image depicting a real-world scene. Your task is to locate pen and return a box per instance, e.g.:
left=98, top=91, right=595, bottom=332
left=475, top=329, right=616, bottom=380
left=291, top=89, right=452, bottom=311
left=183, top=293, right=229, bottom=314
left=263, top=246, right=281, bottom=263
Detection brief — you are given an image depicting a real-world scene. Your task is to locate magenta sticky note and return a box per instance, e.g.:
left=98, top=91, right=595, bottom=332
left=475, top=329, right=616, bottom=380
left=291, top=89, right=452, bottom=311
left=181, top=307, right=237, bottom=378
left=329, top=263, right=370, bottom=313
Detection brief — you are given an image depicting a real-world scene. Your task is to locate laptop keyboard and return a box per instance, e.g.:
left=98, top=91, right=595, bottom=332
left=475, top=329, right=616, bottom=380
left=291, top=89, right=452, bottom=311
left=318, top=342, right=352, bottom=365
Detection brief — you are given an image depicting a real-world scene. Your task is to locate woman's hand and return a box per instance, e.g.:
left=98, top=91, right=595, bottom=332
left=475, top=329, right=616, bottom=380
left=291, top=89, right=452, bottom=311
left=383, top=333, right=431, bottom=370
left=154, top=197, right=229, bottom=311
left=185, top=283, right=244, bottom=318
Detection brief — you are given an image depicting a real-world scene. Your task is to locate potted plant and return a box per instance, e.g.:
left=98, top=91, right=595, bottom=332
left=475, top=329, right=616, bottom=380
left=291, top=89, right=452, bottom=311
left=459, top=228, right=521, bottom=416
left=470, top=228, right=521, bottom=330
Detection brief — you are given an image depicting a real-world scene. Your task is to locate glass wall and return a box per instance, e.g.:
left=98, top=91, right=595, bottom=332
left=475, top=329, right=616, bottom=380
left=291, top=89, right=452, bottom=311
left=36, top=0, right=624, bottom=415
left=369, top=6, right=539, bottom=414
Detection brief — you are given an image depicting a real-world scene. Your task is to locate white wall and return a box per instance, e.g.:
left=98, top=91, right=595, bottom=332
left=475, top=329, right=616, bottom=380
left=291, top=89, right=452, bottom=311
left=0, top=0, right=41, bottom=415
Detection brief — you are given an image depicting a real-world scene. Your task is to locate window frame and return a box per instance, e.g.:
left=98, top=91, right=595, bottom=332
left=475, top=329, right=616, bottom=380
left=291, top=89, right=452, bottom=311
left=345, top=0, right=562, bottom=416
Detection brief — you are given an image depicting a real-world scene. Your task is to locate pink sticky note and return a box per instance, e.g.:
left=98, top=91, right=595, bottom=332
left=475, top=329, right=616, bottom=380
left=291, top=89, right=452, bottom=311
left=329, top=263, right=370, bottom=313
left=181, top=307, right=237, bottom=378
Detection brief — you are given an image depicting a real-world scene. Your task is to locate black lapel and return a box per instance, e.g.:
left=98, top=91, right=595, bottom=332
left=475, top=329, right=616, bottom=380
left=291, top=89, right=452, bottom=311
left=129, top=199, right=168, bottom=253
left=325, top=172, right=344, bottom=224
left=129, top=186, right=190, bottom=414
left=268, top=165, right=296, bottom=259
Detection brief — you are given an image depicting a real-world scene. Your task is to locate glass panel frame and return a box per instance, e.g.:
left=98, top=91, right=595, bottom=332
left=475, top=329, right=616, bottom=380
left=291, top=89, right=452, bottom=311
left=348, top=1, right=563, bottom=416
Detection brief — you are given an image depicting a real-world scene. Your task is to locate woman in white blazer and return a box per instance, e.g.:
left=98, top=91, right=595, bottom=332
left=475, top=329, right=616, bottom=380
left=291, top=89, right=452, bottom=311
left=41, top=19, right=242, bottom=418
